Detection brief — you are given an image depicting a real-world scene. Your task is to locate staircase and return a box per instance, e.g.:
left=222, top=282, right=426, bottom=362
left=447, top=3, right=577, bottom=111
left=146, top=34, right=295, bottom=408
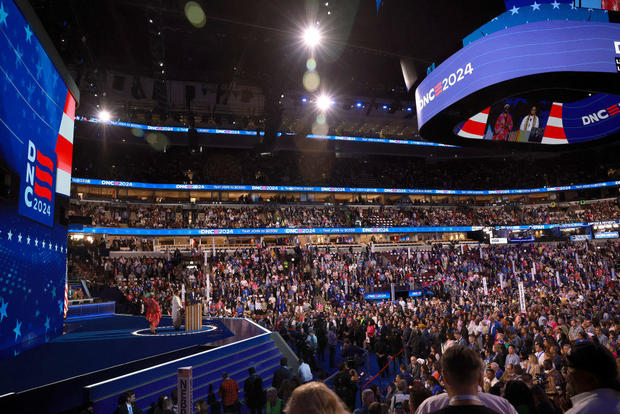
left=85, top=331, right=292, bottom=413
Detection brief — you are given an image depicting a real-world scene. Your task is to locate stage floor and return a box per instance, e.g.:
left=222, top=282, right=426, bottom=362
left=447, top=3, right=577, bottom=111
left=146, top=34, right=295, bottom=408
left=0, top=315, right=247, bottom=394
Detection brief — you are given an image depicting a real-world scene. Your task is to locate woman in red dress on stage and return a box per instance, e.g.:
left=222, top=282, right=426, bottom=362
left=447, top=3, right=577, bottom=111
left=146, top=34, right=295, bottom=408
left=144, top=293, right=162, bottom=334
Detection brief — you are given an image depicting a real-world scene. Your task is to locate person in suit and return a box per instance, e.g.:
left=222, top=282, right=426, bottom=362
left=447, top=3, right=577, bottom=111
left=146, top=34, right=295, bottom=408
left=272, top=357, right=292, bottom=390
left=115, top=390, right=142, bottom=414
left=244, top=367, right=265, bottom=414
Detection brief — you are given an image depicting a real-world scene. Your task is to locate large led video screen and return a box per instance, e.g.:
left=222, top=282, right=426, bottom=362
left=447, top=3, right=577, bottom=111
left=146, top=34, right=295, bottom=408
left=454, top=93, right=620, bottom=144
left=416, top=20, right=620, bottom=144
left=0, top=0, right=77, bottom=357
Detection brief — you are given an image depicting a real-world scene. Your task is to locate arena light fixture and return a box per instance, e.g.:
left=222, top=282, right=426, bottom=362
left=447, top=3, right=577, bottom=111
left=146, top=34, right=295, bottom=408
left=316, top=94, right=333, bottom=111
left=302, top=26, right=322, bottom=49
left=98, top=110, right=111, bottom=122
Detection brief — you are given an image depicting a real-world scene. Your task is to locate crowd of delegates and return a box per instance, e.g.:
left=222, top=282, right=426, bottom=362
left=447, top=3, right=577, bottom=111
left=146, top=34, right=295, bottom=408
left=77, top=239, right=620, bottom=412
left=69, top=200, right=620, bottom=230
left=72, top=142, right=620, bottom=190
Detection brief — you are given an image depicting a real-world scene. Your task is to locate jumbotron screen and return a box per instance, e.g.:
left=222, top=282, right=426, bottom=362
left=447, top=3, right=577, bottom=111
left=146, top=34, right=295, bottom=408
left=0, top=0, right=77, bottom=356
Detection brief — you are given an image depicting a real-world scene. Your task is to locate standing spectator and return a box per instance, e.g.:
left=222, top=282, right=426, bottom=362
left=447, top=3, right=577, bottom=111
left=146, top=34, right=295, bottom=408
left=388, top=379, right=409, bottom=414
left=297, top=358, right=313, bottom=384
left=416, top=346, right=518, bottom=414
left=375, top=333, right=389, bottom=378
left=354, top=389, right=375, bottom=414
left=565, top=342, right=620, bottom=414
left=195, top=399, right=209, bottom=414
left=265, top=387, right=283, bottom=414
left=328, top=326, right=338, bottom=369
left=334, top=363, right=353, bottom=411
left=244, top=367, right=265, bottom=414
left=305, top=328, right=318, bottom=370
left=285, top=382, right=349, bottom=414
left=114, top=390, right=142, bottom=414
left=505, top=345, right=520, bottom=367
left=207, top=384, right=222, bottom=414
left=482, top=368, right=498, bottom=393
left=219, top=372, right=240, bottom=414
left=272, top=357, right=292, bottom=390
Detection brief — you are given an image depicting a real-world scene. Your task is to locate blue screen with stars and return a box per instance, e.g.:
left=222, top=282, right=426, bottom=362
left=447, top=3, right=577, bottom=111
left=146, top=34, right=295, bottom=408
left=0, top=0, right=75, bottom=357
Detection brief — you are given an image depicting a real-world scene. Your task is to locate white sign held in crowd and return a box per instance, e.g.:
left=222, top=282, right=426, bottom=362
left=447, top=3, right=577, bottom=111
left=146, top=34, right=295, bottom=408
left=177, top=367, right=193, bottom=414
left=483, top=277, right=488, bottom=296
left=518, top=281, right=526, bottom=314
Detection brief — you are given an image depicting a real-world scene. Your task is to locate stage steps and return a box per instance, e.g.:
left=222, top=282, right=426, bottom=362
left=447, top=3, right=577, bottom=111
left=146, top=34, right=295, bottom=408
left=85, top=331, right=287, bottom=413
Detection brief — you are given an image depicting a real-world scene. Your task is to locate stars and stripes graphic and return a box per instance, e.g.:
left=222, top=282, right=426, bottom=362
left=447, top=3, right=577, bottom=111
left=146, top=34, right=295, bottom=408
left=541, top=102, right=568, bottom=144
left=457, top=107, right=490, bottom=139
left=34, top=149, right=54, bottom=201
left=55, top=91, right=75, bottom=197
left=607, top=104, right=620, bottom=116
left=434, top=81, right=443, bottom=96
left=63, top=278, right=68, bottom=318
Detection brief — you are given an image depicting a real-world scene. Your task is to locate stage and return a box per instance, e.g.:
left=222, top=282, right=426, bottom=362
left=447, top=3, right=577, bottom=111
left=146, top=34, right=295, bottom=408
left=0, top=314, right=272, bottom=412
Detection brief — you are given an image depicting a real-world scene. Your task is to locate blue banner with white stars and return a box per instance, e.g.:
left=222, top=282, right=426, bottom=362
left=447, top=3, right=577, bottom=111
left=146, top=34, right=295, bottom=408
left=0, top=0, right=72, bottom=358
left=464, top=1, right=609, bottom=46
left=0, top=206, right=68, bottom=357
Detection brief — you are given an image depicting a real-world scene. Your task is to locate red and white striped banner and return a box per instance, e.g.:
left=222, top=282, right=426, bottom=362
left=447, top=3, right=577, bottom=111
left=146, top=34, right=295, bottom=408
left=541, top=102, right=568, bottom=145
left=55, top=91, right=76, bottom=196
left=456, top=107, right=490, bottom=139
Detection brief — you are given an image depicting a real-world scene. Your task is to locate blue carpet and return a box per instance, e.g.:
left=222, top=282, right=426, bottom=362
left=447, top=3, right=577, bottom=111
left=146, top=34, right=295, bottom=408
left=0, top=315, right=233, bottom=394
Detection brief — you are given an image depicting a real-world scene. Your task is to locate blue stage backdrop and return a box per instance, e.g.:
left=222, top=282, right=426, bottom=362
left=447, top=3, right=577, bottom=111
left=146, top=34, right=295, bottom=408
left=0, top=0, right=78, bottom=357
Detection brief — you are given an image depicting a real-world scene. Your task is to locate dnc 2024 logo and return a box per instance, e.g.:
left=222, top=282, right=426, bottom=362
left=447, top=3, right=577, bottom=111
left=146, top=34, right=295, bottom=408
left=18, top=140, right=56, bottom=227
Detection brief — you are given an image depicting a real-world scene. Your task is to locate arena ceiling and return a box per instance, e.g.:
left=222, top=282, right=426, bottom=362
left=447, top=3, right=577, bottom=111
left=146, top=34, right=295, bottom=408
left=31, top=0, right=505, bottom=97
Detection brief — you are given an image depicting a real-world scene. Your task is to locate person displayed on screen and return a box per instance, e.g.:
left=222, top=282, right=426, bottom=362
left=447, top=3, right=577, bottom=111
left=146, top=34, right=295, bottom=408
left=493, top=104, right=513, bottom=141
left=519, top=106, right=539, bottom=132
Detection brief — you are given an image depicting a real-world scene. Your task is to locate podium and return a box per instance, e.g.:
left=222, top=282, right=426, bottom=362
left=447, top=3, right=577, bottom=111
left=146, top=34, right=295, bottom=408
left=185, top=303, right=202, bottom=331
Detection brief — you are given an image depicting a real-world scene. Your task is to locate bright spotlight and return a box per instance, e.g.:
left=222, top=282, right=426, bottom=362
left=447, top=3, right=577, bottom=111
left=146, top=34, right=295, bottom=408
left=99, top=110, right=111, bottom=122
left=316, top=94, right=333, bottom=111
left=301, top=97, right=307, bottom=103
left=302, top=26, right=322, bottom=48
left=407, top=107, right=413, bottom=112
left=356, top=102, right=363, bottom=108
left=382, top=105, right=388, bottom=110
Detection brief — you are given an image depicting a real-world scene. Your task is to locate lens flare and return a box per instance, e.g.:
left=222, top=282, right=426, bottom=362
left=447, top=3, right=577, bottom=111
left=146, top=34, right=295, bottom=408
left=303, top=71, right=320, bottom=92
left=185, top=1, right=206, bottom=28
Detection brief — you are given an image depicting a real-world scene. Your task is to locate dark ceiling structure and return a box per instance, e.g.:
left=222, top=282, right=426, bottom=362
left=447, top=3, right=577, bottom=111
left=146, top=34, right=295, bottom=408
left=31, top=0, right=505, bottom=97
